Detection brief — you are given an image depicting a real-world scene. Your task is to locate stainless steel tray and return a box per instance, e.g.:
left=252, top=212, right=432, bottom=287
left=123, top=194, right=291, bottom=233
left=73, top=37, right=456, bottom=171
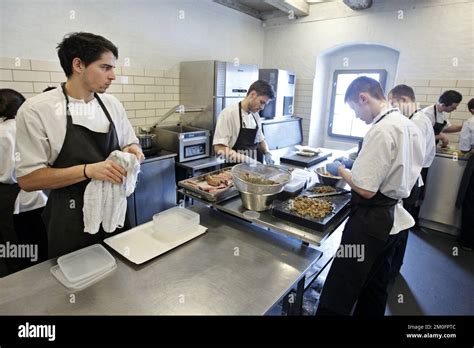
left=178, top=167, right=238, bottom=202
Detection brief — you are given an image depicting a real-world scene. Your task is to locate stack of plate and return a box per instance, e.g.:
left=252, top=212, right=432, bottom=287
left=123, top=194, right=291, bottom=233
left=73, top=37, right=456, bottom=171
left=50, top=244, right=117, bottom=291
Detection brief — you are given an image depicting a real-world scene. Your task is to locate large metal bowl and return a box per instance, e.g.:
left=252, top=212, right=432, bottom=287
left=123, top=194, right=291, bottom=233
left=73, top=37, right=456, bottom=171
left=239, top=191, right=278, bottom=211
left=231, top=163, right=291, bottom=195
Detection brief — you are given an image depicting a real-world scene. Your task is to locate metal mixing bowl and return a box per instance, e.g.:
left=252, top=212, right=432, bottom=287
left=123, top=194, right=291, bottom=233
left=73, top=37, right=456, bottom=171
left=315, top=167, right=343, bottom=186
left=239, top=191, right=278, bottom=211
left=231, top=163, right=291, bottom=195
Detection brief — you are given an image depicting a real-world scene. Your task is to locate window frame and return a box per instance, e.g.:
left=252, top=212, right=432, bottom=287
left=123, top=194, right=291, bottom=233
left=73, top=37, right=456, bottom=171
left=327, top=69, right=388, bottom=141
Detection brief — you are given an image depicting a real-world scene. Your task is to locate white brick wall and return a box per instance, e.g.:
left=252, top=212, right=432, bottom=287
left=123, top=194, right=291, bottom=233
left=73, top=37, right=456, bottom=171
left=0, top=57, right=180, bottom=133
left=397, top=78, right=474, bottom=147
left=294, top=78, right=314, bottom=145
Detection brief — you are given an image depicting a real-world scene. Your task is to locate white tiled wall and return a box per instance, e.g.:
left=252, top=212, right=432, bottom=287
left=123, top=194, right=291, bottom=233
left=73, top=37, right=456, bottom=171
left=293, top=78, right=474, bottom=148
left=0, top=57, right=180, bottom=133
left=294, top=78, right=313, bottom=145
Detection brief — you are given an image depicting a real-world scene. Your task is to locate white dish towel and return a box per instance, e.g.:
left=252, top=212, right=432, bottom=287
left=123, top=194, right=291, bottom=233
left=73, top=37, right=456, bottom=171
left=83, top=150, right=140, bottom=234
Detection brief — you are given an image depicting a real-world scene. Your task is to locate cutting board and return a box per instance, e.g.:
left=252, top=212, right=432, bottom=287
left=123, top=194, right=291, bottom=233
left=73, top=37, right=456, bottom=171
left=280, top=151, right=332, bottom=167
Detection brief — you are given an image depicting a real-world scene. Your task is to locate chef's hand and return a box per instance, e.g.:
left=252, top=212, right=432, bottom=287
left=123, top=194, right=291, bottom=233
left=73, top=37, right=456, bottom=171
left=326, top=161, right=344, bottom=176
left=335, top=157, right=354, bottom=169
left=123, top=144, right=145, bottom=162
left=264, top=152, right=275, bottom=165
left=85, top=160, right=127, bottom=184
left=439, top=133, right=449, bottom=148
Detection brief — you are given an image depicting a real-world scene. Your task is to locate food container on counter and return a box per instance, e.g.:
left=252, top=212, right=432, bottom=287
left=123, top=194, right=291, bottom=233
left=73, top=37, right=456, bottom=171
left=56, top=244, right=116, bottom=283
left=152, top=207, right=200, bottom=242
left=284, top=169, right=312, bottom=194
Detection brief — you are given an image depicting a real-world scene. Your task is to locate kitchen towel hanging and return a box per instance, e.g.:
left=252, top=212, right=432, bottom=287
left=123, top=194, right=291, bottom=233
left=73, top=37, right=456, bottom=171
left=83, top=150, right=140, bottom=234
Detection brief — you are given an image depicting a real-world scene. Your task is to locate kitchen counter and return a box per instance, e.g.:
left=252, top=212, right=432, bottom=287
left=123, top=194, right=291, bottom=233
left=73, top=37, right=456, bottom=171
left=0, top=205, right=321, bottom=315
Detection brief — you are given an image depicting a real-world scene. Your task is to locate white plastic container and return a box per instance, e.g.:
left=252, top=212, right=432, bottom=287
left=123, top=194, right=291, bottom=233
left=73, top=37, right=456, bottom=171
left=57, top=244, right=116, bottom=283
left=284, top=169, right=311, bottom=193
left=152, top=207, right=200, bottom=243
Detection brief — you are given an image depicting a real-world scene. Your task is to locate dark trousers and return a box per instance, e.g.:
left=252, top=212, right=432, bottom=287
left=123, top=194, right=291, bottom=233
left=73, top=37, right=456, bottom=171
left=316, top=229, right=400, bottom=316
left=459, top=171, right=474, bottom=248
left=13, top=207, right=48, bottom=266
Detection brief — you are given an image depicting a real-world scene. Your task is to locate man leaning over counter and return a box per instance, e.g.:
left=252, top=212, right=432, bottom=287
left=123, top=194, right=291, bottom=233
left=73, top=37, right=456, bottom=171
left=422, top=90, right=463, bottom=147
left=317, top=77, right=425, bottom=316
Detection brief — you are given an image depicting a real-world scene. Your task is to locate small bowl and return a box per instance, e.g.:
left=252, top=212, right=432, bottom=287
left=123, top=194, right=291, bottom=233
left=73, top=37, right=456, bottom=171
left=315, top=167, right=343, bottom=186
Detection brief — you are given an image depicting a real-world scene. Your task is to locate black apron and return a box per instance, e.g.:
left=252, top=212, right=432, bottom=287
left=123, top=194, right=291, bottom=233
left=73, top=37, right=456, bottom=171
left=0, top=183, right=22, bottom=275
left=42, top=83, right=122, bottom=258
left=317, top=109, right=401, bottom=316
left=231, top=102, right=259, bottom=160
left=348, top=109, right=399, bottom=240
left=432, top=105, right=447, bottom=145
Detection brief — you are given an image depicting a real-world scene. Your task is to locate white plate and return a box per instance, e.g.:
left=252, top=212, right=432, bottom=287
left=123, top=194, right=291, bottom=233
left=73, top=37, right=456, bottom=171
left=104, top=222, right=207, bottom=265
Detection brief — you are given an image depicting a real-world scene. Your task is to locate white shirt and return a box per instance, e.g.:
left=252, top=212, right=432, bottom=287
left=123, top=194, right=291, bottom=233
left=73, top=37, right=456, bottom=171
left=410, top=110, right=436, bottom=168
left=422, top=104, right=451, bottom=131
left=351, top=108, right=425, bottom=235
left=213, top=102, right=265, bottom=148
left=459, top=116, right=474, bottom=152
left=15, top=88, right=138, bottom=177
left=0, top=118, right=47, bottom=214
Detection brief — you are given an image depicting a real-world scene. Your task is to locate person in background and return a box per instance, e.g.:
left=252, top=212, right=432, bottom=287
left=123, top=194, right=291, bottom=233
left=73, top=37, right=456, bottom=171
left=387, top=84, right=436, bottom=281
left=455, top=98, right=474, bottom=251
left=317, top=77, right=424, bottom=316
left=15, top=32, right=143, bottom=258
left=422, top=90, right=463, bottom=147
left=213, top=80, right=275, bottom=165
left=0, top=89, right=48, bottom=276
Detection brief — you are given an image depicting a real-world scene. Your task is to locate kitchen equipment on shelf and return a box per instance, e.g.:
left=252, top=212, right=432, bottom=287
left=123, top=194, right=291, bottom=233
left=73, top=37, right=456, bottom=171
left=180, top=60, right=259, bottom=149
left=258, top=68, right=296, bottom=119
left=152, top=125, right=210, bottom=162
left=137, top=127, right=156, bottom=150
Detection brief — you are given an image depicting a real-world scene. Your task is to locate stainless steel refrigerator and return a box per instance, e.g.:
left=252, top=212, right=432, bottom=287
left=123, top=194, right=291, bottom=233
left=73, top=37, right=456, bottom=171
left=179, top=60, right=259, bottom=141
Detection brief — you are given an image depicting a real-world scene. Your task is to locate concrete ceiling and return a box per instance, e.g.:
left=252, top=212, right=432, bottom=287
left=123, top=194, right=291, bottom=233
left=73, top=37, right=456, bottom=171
left=213, top=0, right=310, bottom=20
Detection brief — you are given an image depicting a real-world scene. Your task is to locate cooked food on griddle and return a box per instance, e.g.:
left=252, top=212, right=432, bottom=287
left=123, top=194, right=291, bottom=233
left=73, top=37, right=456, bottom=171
left=241, top=172, right=277, bottom=185
left=309, top=185, right=336, bottom=194
left=288, top=196, right=334, bottom=219
left=186, top=169, right=234, bottom=193
left=206, top=170, right=233, bottom=187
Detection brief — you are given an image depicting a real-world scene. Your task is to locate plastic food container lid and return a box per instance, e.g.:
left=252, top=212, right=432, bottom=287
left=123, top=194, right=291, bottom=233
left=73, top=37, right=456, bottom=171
left=57, top=244, right=116, bottom=283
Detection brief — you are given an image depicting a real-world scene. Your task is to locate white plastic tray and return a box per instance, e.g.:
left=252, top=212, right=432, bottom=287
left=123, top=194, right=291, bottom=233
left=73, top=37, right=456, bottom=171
left=57, top=244, right=116, bottom=283
left=51, top=262, right=117, bottom=291
left=104, top=222, right=208, bottom=265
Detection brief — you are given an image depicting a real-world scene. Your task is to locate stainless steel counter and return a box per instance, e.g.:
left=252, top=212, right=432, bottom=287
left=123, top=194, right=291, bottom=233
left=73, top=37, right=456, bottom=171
left=0, top=205, right=321, bottom=315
